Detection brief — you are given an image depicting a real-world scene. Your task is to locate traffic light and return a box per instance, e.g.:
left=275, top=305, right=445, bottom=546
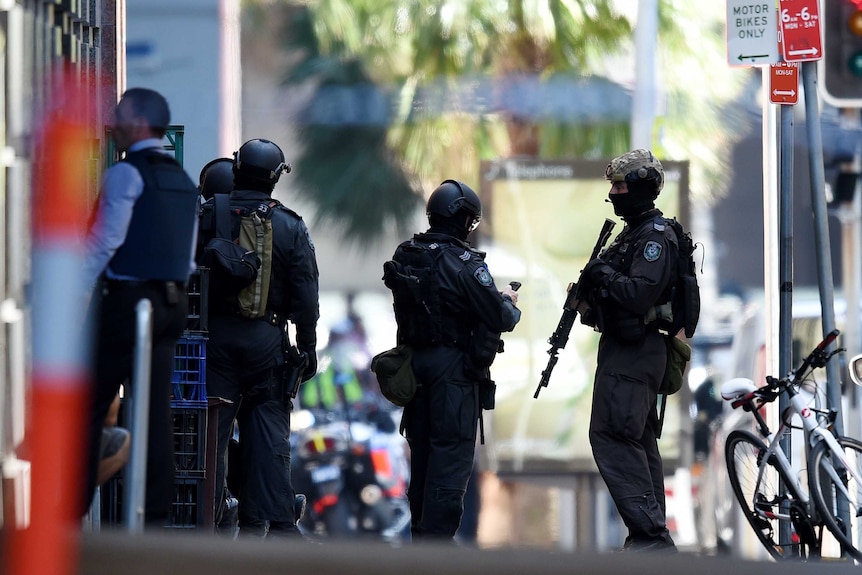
left=821, top=0, right=862, bottom=107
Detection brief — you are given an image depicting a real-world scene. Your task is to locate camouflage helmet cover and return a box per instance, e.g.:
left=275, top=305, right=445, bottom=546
left=605, top=149, right=664, bottom=193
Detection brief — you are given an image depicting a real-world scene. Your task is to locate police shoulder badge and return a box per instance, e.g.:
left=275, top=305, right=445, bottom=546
left=643, top=241, right=662, bottom=262
left=474, top=266, right=493, bottom=286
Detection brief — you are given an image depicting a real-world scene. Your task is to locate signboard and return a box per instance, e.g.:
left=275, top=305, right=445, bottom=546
left=478, top=158, right=690, bottom=474
left=769, top=62, right=800, bottom=104
left=778, top=0, right=822, bottom=62
left=726, top=0, right=779, bottom=66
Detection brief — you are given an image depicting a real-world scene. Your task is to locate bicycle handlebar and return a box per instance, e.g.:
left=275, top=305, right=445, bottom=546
left=793, top=328, right=841, bottom=379
left=729, top=329, right=842, bottom=412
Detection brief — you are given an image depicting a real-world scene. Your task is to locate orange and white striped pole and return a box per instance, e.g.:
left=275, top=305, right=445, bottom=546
left=4, top=67, right=93, bottom=575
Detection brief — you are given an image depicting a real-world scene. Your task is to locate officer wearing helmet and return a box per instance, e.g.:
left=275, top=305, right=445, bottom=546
left=580, top=149, right=680, bottom=552
left=383, top=179, right=520, bottom=542
left=198, top=157, right=234, bottom=201
left=198, top=138, right=320, bottom=538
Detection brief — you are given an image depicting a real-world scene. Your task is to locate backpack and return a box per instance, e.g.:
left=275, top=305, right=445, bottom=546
left=665, top=218, right=700, bottom=339
left=202, top=194, right=277, bottom=319
left=382, top=240, right=446, bottom=346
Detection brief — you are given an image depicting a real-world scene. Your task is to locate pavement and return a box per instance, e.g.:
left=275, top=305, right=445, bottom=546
left=69, top=531, right=861, bottom=575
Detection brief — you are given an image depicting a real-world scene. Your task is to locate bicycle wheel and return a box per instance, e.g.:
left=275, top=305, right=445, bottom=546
left=809, top=436, right=862, bottom=561
left=726, top=429, right=802, bottom=560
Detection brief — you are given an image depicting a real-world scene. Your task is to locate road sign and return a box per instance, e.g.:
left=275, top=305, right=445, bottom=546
left=726, top=0, right=779, bottom=66
left=778, top=0, right=823, bottom=62
left=769, top=62, right=799, bottom=104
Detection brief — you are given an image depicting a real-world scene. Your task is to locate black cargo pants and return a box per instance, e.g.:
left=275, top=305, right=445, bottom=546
left=588, top=330, right=674, bottom=546
left=403, top=345, right=479, bottom=541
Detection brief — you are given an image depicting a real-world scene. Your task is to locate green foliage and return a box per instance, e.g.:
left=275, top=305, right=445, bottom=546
left=251, top=0, right=744, bottom=243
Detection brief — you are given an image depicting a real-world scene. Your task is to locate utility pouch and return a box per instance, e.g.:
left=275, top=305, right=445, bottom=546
left=612, top=313, right=645, bottom=343
left=681, top=275, right=701, bottom=338
left=202, top=237, right=260, bottom=294
left=659, top=335, right=691, bottom=396
left=479, top=379, right=497, bottom=411
left=371, top=344, right=417, bottom=407
left=468, top=323, right=502, bottom=373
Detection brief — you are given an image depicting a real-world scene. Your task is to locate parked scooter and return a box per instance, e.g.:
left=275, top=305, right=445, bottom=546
left=290, top=404, right=409, bottom=541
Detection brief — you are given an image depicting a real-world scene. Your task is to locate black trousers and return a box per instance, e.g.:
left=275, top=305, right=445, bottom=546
left=404, top=346, right=479, bottom=541
left=588, top=331, right=673, bottom=546
left=206, top=315, right=296, bottom=534
left=84, top=280, right=187, bottom=523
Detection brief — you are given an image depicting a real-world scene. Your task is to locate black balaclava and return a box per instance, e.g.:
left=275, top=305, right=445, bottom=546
left=608, top=178, right=658, bottom=220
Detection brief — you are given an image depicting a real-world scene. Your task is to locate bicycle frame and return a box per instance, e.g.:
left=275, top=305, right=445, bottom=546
left=749, top=406, right=810, bottom=523
left=722, top=328, right=862, bottom=560
left=788, top=378, right=862, bottom=497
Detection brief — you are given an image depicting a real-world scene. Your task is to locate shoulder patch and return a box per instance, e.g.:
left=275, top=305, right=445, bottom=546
left=644, top=241, right=662, bottom=262
left=473, top=266, right=493, bottom=286
left=653, top=221, right=666, bottom=231
left=459, top=250, right=471, bottom=261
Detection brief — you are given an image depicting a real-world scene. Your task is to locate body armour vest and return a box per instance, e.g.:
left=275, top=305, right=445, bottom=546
left=383, top=237, right=467, bottom=347
left=109, top=149, right=199, bottom=281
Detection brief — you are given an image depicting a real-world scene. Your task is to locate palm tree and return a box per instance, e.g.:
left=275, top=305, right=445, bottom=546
left=247, top=0, right=743, bottom=243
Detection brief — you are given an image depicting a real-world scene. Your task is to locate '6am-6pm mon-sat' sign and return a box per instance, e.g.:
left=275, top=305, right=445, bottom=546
left=726, top=0, right=779, bottom=67
left=770, top=62, right=799, bottom=105
left=778, top=0, right=822, bottom=62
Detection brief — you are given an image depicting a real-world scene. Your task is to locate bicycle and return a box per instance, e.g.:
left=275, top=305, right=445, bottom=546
left=720, top=328, right=862, bottom=561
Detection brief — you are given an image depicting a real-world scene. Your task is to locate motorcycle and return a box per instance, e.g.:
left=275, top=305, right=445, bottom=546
left=290, top=404, right=410, bottom=542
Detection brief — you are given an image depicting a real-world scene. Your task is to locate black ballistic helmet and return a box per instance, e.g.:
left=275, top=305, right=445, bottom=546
left=426, top=180, right=482, bottom=233
left=233, top=138, right=291, bottom=186
left=198, top=157, right=234, bottom=201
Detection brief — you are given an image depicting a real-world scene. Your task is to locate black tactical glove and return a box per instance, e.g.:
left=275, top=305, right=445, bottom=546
left=583, top=258, right=612, bottom=286
left=296, top=326, right=318, bottom=383
left=299, top=348, right=317, bottom=383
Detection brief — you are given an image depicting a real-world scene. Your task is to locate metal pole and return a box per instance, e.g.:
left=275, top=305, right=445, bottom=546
left=630, top=0, right=657, bottom=149
left=124, top=298, right=153, bottom=533
left=778, top=101, right=795, bottom=553
left=801, top=57, right=852, bottom=556
left=802, top=62, right=843, bottom=433
left=762, top=68, right=780, bottom=405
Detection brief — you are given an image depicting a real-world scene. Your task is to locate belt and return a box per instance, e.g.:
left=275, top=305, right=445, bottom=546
left=264, top=310, right=288, bottom=328
left=212, top=308, right=287, bottom=328
left=106, top=279, right=186, bottom=290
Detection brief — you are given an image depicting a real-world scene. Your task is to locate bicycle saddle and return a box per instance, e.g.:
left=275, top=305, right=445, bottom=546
left=721, top=378, right=757, bottom=401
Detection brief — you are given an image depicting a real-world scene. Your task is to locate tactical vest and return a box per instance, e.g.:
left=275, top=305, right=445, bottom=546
left=109, top=149, right=199, bottom=281
left=383, top=239, right=463, bottom=347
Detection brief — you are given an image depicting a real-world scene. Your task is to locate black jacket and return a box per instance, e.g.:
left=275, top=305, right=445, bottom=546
left=198, top=189, right=319, bottom=348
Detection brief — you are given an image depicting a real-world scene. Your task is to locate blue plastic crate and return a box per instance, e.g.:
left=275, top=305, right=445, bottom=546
left=171, top=336, right=207, bottom=408
left=172, top=406, right=207, bottom=478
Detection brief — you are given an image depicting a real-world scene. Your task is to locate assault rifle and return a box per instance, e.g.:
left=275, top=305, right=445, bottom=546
left=534, top=218, right=616, bottom=399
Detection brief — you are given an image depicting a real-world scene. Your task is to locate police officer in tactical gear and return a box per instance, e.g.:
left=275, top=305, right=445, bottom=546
left=82, top=88, right=199, bottom=523
left=384, top=179, right=521, bottom=542
left=200, top=138, right=320, bottom=538
left=198, top=157, right=234, bottom=201
left=581, top=149, right=680, bottom=552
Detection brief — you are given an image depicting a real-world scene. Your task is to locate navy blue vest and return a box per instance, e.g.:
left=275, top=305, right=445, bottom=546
left=109, top=149, right=199, bottom=281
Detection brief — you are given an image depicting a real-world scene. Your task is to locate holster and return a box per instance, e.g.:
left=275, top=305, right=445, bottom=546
left=282, top=340, right=309, bottom=403
left=479, top=378, right=496, bottom=410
